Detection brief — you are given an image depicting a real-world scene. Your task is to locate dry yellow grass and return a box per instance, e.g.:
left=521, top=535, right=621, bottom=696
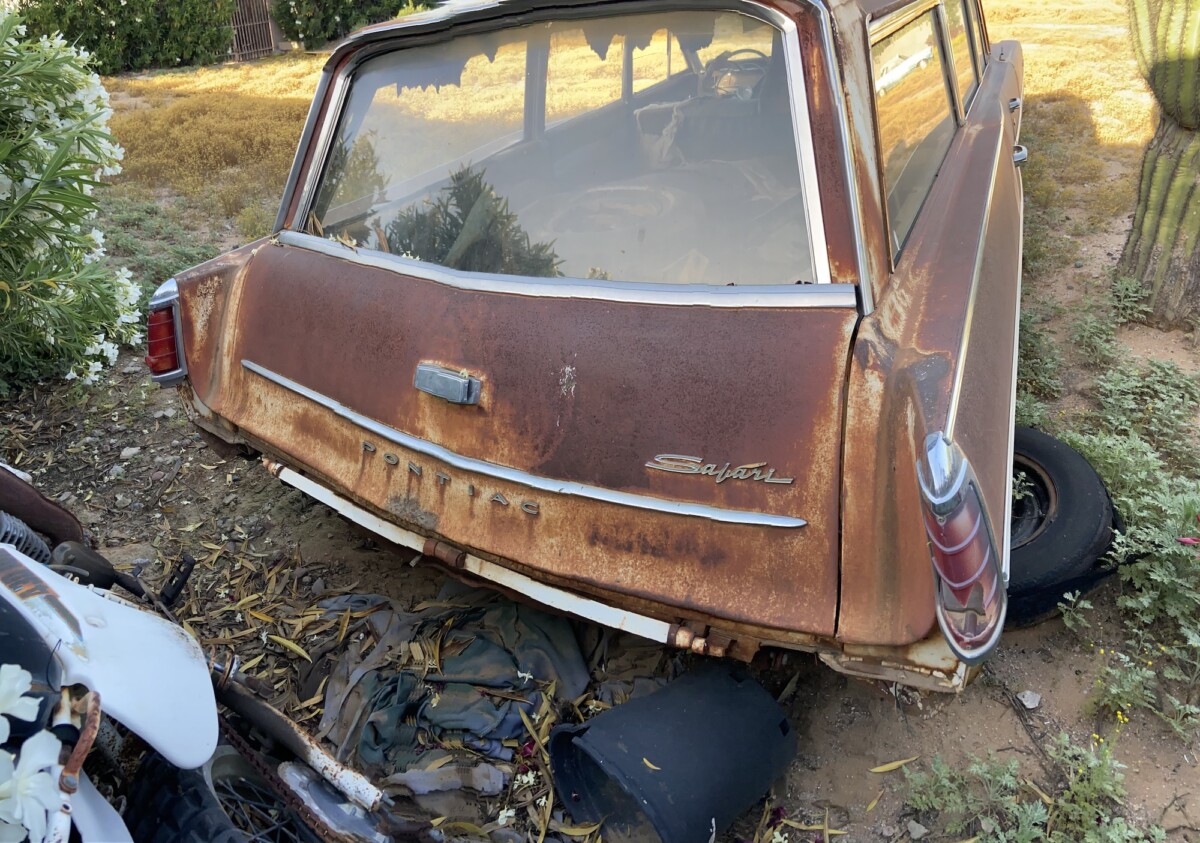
left=106, top=54, right=324, bottom=214
left=987, top=0, right=1155, bottom=272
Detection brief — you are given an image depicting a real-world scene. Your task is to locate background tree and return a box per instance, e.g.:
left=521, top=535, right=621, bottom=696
left=1119, top=0, right=1200, bottom=332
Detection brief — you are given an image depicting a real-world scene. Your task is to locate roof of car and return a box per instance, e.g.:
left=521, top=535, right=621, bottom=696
left=334, top=0, right=890, bottom=63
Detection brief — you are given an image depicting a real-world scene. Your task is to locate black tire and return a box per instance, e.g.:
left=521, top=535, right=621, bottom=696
left=125, top=748, right=319, bottom=843
left=1006, top=427, right=1119, bottom=627
left=126, top=751, right=245, bottom=843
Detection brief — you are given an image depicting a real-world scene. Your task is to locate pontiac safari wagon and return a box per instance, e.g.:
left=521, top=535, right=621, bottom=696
left=147, top=0, right=1026, bottom=690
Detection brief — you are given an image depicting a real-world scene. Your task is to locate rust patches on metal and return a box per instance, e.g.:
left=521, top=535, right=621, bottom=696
left=216, top=242, right=857, bottom=638
left=423, top=538, right=466, bottom=568
left=59, top=691, right=101, bottom=794
left=838, top=58, right=1024, bottom=647
left=216, top=681, right=384, bottom=811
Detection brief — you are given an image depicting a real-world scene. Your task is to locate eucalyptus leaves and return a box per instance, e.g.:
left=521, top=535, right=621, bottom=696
left=0, top=13, right=136, bottom=393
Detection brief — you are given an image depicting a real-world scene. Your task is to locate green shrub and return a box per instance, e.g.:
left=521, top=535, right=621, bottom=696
left=0, top=15, right=136, bottom=393
left=18, top=0, right=235, bottom=74
left=903, top=738, right=1165, bottom=842
left=276, top=0, right=428, bottom=49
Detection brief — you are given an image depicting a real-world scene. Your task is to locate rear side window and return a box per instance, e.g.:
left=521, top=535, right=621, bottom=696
left=943, top=0, right=978, bottom=110
left=308, top=11, right=820, bottom=287
left=871, top=10, right=956, bottom=257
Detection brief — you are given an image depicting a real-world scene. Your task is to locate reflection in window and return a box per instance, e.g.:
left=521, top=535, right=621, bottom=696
left=965, top=0, right=987, bottom=70
left=546, top=28, right=624, bottom=124
left=872, top=12, right=956, bottom=256
left=307, top=11, right=816, bottom=286
left=944, top=0, right=979, bottom=110
left=312, top=40, right=527, bottom=229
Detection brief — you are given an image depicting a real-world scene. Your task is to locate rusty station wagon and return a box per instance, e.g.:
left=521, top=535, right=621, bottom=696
left=146, top=0, right=1026, bottom=691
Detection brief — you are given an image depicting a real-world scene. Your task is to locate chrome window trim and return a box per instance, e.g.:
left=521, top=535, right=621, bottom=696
left=148, top=277, right=188, bottom=387
left=933, top=4, right=965, bottom=124
left=971, top=0, right=990, bottom=57
left=810, top=1, right=872, bottom=312
left=242, top=359, right=809, bottom=529
left=286, top=1, right=840, bottom=292
left=275, top=230, right=859, bottom=308
left=774, top=9, right=832, bottom=285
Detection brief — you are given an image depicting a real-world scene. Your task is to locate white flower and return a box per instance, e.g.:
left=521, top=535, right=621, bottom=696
left=0, top=729, right=62, bottom=843
left=496, top=807, right=516, bottom=827
left=0, top=666, right=39, bottom=745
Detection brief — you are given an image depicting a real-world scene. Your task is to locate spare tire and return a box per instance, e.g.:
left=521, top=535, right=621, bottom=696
left=1007, top=427, right=1119, bottom=627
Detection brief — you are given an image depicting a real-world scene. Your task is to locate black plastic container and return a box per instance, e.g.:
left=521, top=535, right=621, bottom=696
left=549, top=662, right=795, bottom=843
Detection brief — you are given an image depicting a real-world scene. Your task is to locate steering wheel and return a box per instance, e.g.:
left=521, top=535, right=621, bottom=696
left=702, top=48, right=771, bottom=99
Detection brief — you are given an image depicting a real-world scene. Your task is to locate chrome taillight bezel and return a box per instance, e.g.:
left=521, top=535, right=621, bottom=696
left=917, top=432, right=1007, bottom=665
left=146, top=278, right=188, bottom=387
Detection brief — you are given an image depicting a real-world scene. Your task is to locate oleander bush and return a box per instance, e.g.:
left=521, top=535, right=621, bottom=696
left=18, top=0, right=234, bottom=74
left=0, top=14, right=137, bottom=393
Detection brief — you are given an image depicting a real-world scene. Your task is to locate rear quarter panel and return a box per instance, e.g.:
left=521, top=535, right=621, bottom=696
left=838, top=40, right=1024, bottom=646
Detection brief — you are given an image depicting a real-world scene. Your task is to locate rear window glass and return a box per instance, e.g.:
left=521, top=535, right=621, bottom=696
left=308, top=11, right=817, bottom=286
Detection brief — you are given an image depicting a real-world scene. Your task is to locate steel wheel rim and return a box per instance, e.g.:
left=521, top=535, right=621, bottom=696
left=212, top=774, right=317, bottom=843
left=1010, top=453, right=1057, bottom=549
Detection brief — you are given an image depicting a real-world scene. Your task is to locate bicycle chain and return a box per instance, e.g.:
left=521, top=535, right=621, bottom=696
left=218, top=713, right=356, bottom=843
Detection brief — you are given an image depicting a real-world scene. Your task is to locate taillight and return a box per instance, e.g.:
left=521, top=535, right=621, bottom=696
left=917, top=433, right=1006, bottom=664
left=145, top=306, right=178, bottom=374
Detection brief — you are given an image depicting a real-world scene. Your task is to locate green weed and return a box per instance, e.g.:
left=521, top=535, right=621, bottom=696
left=1057, top=358, right=1200, bottom=738
left=903, top=737, right=1164, bottom=842
left=1111, top=276, right=1151, bottom=325
left=95, top=189, right=225, bottom=295
left=1018, top=308, right=1064, bottom=402
left=1071, top=312, right=1118, bottom=367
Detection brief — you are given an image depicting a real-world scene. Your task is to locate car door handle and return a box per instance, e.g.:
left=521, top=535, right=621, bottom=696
left=1013, top=145, right=1029, bottom=168
left=414, top=363, right=481, bottom=405
left=1008, top=97, right=1022, bottom=113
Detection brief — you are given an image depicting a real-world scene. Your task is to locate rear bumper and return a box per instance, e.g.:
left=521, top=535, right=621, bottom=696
left=261, top=449, right=976, bottom=693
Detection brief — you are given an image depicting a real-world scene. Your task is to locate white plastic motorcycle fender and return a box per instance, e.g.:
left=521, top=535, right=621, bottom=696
left=73, top=772, right=134, bottom=843
left=0, top=544, right=218, bottom=769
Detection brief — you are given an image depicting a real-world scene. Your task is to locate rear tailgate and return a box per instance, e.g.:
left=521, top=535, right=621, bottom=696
left=189, top=242, right=858, bottom=636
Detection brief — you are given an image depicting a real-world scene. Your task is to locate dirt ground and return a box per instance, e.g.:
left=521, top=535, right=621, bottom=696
left=4, top=3, right=1200, bottom=841
left=4, top=210, right=1199, bottom=841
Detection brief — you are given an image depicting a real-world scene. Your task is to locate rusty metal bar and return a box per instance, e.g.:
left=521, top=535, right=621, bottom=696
left=216, top=680, right=385, bottom=812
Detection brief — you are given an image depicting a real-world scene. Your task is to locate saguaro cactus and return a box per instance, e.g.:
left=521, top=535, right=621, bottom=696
left=1119, top=0, right=1200, bottom=331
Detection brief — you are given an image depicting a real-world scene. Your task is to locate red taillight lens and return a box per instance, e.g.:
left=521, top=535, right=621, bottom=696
left=917, top=433, right=1006, bottom=663
left=145, top=306, right=179, bottom=374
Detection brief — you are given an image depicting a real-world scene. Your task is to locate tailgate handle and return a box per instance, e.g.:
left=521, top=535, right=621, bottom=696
left=415, top=363, right=481, bottom=405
